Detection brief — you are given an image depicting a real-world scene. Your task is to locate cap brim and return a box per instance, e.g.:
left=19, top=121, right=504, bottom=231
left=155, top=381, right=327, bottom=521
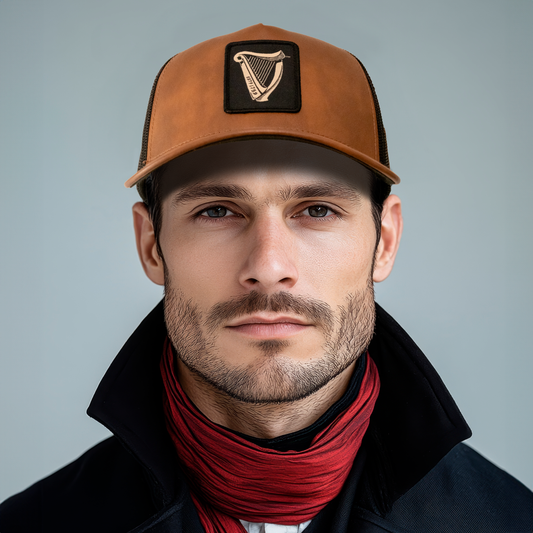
left=125, top=129, right=400, bottom=190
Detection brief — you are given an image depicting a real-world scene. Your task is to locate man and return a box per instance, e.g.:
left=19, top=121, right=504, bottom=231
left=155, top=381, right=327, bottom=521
left=1, top=23, right=532, bottom=533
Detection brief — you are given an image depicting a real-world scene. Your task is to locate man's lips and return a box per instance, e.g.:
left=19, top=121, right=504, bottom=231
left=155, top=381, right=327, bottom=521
left=225, top=315, right=312, bottom=339
left=227, top=315, right=310, bottom=327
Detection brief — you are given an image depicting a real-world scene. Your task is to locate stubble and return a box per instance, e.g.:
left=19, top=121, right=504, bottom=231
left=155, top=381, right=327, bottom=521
left=164, top=274, right=376, bottom=404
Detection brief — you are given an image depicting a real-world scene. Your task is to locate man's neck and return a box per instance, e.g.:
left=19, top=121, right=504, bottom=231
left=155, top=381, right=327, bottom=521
left=175, top=359, right=357, bottom=439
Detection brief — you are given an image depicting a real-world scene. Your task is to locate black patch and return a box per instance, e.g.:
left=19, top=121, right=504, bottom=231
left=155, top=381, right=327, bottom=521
left=224, top=40, right=301, bottom=114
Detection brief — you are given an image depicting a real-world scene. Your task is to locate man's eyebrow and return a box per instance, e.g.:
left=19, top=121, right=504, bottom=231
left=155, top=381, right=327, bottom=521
left=171, top=184, right=256, bottom=206
left=170, top=181, right=362, bottom=207
left=277, top=183, right=362, bottom=204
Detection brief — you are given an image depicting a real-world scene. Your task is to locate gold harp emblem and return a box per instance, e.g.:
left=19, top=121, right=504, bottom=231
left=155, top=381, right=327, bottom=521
left=233, top=50, right=289, bottom=102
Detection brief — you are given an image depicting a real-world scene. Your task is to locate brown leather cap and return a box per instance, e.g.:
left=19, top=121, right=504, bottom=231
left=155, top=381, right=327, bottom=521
left=125, top=24, right=400, bottom=194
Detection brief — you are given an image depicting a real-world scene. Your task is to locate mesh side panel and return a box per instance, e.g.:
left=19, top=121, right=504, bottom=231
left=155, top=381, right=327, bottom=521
left=348, top=53, right=390, bottom=169
left=137, top=57, right=174, bottom=171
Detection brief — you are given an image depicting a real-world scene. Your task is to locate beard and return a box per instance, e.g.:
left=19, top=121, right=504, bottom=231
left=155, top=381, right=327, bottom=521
left=164, top=275, right=376, bottom=405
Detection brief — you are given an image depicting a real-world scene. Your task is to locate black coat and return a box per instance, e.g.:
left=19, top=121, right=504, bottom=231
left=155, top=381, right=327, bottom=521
left=1, top=302, right=532, bottom=532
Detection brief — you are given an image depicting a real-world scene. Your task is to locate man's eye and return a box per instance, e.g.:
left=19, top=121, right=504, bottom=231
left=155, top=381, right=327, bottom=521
left=199, top=206, right=235, bottom=218
left=302, top=205, right=337, bottom=218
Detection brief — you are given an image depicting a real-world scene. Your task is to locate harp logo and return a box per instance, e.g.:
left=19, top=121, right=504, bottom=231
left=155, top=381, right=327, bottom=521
left=224, top=40, right=300, bottom=113
left=233, top=50, right=288, bottom=102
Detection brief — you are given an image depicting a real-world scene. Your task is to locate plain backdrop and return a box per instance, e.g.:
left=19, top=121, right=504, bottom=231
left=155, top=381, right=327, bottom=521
left=1, top=0, right=532, bottom=502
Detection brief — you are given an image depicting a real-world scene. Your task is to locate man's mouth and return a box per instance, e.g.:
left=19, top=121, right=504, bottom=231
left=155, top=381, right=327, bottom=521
left=226, top=315, right=312, bottom=338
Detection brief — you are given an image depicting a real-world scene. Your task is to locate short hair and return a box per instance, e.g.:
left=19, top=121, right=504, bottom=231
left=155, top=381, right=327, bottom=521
left=142, top=163, right=391, bottom=261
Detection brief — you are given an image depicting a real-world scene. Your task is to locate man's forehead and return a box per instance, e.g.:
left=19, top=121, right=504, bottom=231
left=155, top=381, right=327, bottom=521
left=158, top=139, right=373, bottom=203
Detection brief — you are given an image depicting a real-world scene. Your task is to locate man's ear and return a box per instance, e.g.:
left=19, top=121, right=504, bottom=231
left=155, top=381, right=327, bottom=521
left=132, top=202, right=165, bottom=286
left=373, top=194, right=403, bottom=283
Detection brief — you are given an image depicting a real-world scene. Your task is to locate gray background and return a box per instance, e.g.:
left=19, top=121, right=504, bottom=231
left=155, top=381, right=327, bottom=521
left=1, top=0, right=532, bottom=502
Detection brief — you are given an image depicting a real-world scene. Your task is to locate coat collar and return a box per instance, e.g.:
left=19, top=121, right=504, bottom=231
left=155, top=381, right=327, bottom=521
left=366, top=304, right=471, bottom=507
left=87, top=300, right=471, bottom=508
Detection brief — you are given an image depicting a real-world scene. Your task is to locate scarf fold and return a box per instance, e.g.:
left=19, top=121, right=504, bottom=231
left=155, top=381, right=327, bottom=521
left=161, top=338, right=380, bottom=533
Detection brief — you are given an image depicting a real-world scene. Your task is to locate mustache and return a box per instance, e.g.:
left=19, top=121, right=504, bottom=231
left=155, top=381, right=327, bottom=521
left=203, top=290, right=335, bottom=335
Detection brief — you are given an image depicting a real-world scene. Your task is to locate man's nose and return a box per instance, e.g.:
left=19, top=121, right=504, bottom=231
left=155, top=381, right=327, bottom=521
left=237, top=214, right=299, bottom=292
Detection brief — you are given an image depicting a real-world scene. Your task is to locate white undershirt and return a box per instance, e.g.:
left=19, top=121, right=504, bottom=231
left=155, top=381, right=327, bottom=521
left=240, top=519, right=312, bottom=533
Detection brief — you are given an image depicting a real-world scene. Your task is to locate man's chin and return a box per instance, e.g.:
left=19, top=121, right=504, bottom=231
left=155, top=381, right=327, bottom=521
left=183, top=355, right=351, bottom=405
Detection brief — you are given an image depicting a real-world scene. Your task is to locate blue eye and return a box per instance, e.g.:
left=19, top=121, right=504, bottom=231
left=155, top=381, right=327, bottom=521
left=204, top=206, right=229, bottom=218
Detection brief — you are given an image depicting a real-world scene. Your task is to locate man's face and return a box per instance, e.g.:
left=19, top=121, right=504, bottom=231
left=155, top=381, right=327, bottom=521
left=156, top=140, right=379, bottom=404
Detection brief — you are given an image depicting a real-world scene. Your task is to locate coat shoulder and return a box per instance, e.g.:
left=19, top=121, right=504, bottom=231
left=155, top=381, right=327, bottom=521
left=0, top=437, right=156, bottom=533
left=369, top=443, right=533, bottom=532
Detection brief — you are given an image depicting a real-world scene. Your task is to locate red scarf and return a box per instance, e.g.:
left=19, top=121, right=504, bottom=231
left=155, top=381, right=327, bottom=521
left=161, top=338, right=380, bottom=533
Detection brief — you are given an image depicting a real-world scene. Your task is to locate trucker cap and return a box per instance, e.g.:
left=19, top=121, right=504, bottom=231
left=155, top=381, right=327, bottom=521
left=125, top=24, right=400, bottom=198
